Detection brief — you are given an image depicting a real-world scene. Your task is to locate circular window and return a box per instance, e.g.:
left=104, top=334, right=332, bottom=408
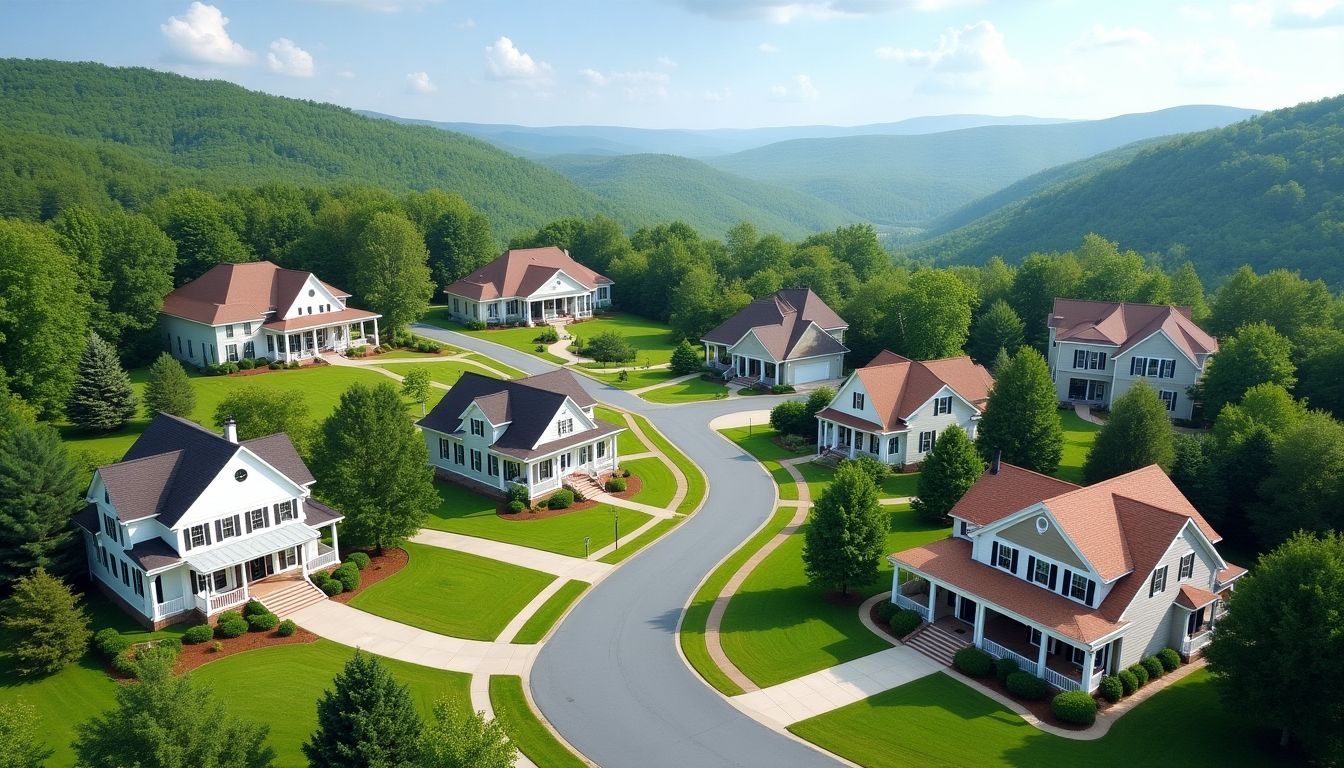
left=234, top=469, right=248, bottom=483
left=1035, top=516, right=1049, bottom=534
left=308, top=288, right=316, bottom=297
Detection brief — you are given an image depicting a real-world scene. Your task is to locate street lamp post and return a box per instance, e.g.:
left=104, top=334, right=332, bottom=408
left=611, top=505, right=620, bottom=551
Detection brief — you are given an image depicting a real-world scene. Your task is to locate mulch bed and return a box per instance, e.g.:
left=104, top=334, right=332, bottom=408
left=771, top=435, right=815, bottom=454
left=494, top=473, right=644, bottom=521
left=330, top=547, right=408, bottom=603
left=174, top=627, right=321, bottom=674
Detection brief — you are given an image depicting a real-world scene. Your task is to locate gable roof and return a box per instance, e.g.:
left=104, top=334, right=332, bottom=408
left=817, top=351, right=993, bottom=432
left=161, top=261, right=353, bottom=326
left=443, top=247, right=612, bottom=302
left=97, top=413, right=310, bottom=526
left=701, top=288, right=848, bottom=361
left=1048, top=299, right=1218, bottom=361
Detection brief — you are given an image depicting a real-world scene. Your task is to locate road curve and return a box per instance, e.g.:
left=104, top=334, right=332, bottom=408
left=411, top=325, right=843, bottom=768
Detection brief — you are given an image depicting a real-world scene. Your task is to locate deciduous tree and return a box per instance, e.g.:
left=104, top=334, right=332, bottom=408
left=400, top=367, right=431, bottom=417
left=0, top=420, right=83, bottom=585
left=350, top=212, right=434, bottom=338
left=415, top=698, right=515, bottom=768
left=1082, top=381, right=1175, bottom=484
left=304, top=650, right=423, bottom=768
left=0, top=698, right=53, bottom=768
left=425, top=195, right=494, bottom=289
left=214, top=388, right=311, bottom=452
left=887, top=270, right=977, bottom=360
left=584, top=331, right=636, bottom=365
left=913, top=426, right=985, bottom=524
left=66, top=332, right=137, bottom=433
left=1198, top=322, right=1296, bottom=420
left=1009, top=253, right=1082, bottom=348
left=802, top=462, right=886, bottom=596
left=148, top=188, right=251, bottom=284
left=975, top=348, right=1063, bottom=474
left=1250, top=411, right=1344, bottom=548
left=1, top=569, right=90, bottom=677
left=144, top=352, right=196, bottom=418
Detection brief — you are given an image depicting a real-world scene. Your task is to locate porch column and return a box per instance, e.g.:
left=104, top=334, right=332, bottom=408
left=1036, top=630, right=1049, bottom=676
left=1082, top=648, right=1096, bottom=691
left=973, top=602, right=986, bottom=645
left=849, top=432, right=857, bottom=459
left=372, top=317, right=380, bottom=347
left=239, top=565, right=250, bottom=601
left=927, top=582, right=938, bottom=623
left=704, top=342, right=711, bottom=365
left=775, top=362, right=782, bottom=386
left=329, top=523, right=340, bottom=558
left=816, top=420, right=824, bottom=453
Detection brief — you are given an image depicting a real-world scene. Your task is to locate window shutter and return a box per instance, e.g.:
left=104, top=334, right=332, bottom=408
left=991, top=541, right=1000, bottom=566
left=245, top=514, right=252, bottom=534
left=214, top=520, right=223, bottom=540
left=189, top=570, right=199, bottom=594
left=1049, top=564, right=1059, bottom=590
left=184, top=530, right=193, bottom=551
left=1085, top=580, right=1096, bottom=606
left=233, top=515, right=241, bottom=536
left=204, top=525, right=212, bottom=546
left=274, top=504, right=282, bottom=526
left=1149, top=573, right=1156, bottom=597
left=1026, top=555, right=1036, bottom=580
left=1098, top=352, right=1107, bottom=369
left=1129, top=358, right=1138, bottom=375
left=1169, top=392, right=1178, bottom=411
left=1061, top=569, right=1073, bottom=596
left=1010, top=549, right=1019, bottom=574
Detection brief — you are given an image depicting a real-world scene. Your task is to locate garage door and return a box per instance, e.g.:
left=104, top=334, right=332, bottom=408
left=792, top=359, right=831, bottom=384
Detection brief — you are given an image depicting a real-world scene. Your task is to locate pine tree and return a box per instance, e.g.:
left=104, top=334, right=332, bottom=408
left=966, top=299, right=1025, bottom=364
left=65, top=332, right=137, bottom=432
left=415, top=698, right=516, bottom=768
left=975, top=347, right=1063, bottom=474
left=913, top=426, right=985, bottom=524
left=802, top=462, right=886, bottom=596
left=669, top=340, right=701, bottom=376
left=312, top=383, right=437, bottom=554
left=0, top=420, right=83, bottom=585
left=304, top=650, right=423, bottom=768
left=1, top=568, right=91, bottom=677
left=143, top=352, right=196, bottom=418
left=0, top=698, right=54, bottom=768
left=1082, top=381, right=1176, bottom=484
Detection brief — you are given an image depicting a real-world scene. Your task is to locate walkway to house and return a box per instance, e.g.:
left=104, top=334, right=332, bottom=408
left=321, top=350, right=516, bottom=383
left=1074, top=402, right=1106, bottom=425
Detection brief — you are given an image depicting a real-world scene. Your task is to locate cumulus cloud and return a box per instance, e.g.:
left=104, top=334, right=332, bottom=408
left=672, top=0, right=956, bottom=23
left=485, top=36, right=552, bottom=83
left=161, top=2, right=253, bottom=65
left=1071, top=24, right=1156, bottom=50
left=580, top=68, right=671, bottom=100
left=657, top=55, right=678, bottom=67
left=768, top=73, right=820, bottom=101
left=876, top=21, right=1018, bottom=92
left=337, top=69, right=356, bottom=79
left=267, top=38, right=315, bottom=77
left=758, top=42, right=781, bottom=53
left=406, top=70, right=436, bottom=93
left=1233, top=0, right=1344, bottom=28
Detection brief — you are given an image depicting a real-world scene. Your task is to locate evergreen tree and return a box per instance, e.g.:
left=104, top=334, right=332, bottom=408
left=65, top=332, right=137, bottom=433
left=0, top=698, right=54, bottom=768
left=669, top=340, right=702, bottom=376
left=400, top=368, right=431, bottom=417
left=1082, top=381, right=1176, bottom=484
left=312, top=383, right=437, bottom=554
left=415, top=698, right=516, bottom=768
left=975, top=348, right=1063, bottom=474
left=992, top=347, right=1011, bottom=375
left=1, top=568, right=90, bottom=677
left=0, top=419, right=83, bottom=585
left=802, top=463, right=886, bottom=596
left=350, top=212, right=434, bottom=338
left=912, top=426, right=985, bottom=524
left=304, top=650, right=423, bottom=768
left=1169, top=261, right=1209, bottom=323
left=1198, top=322, right=1296, bottom=420
left=74, top=655, right=273, bottom=768
left=143, top=352, right=196, bottom=418
left=966, top=299, right=1025, bottom=364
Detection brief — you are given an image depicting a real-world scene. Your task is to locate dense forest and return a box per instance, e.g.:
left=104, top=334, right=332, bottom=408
left=907, top=94, right=1344, bottom=287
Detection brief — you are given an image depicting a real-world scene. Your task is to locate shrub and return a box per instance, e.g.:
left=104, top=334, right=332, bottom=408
left=617, top=369, right=628, bottom=382
left=838, top=454, right=889, bottom=485
left=153, top=637, right=182, bottom=655
left=507, top=483, right=530, bottom=506
left=532, top=327, right=559, bottom=344
left=110, top=647, right=139, bottom=677
left=347, top=551, right=371, bottom=571
left=1117, top=668, right=1139, bottom=696
left=769, top=401, right=809, bottom=437
left=1005, top=671, right=1049, bottom=701
left=93, top=628, right=128, bottom=660
left=183, top=624, right=215, bottom=645
left=1051, top=691, right=1098, bottom=725
left=547, top=489, right=575, bottom=510
left=888, top=608, right=922, bottom=637
left=277, top=619, right=297, bottom=637
left=995, top=656, right=1020, bottom=684
left=311, top=570, right=330, bottom=587
left=287, top=360, right=300, bottom=369
left=247, top=612, right=279, bottom=632
left=771, top=384, right=795, bottom=394
left=332, top=563, right=360, bottom=593
left=243, top=599, right=270, bottom=617
left=1141, top=656, right=1164, bottom=680
left=238, top=358, right=255, bottom=370
left=506, top=499, right=526, bottom=514
left=269, top=362, right=283, bottom=370
left=1157, top=647, right=1181, bottom=671
left=779, top=434, right=809, bottom=453
left=465, top=320, right=487, bottom=331
left=953, top=647, right=994, bottom=677
left=874, top=600, right=895, bottom=624
left=622, top=467, right=632, bottom=478
left=211, top=641, right=224, bottom=653
left=1128, top=663, right=1149, bottom=688
left=214, top=611, right=249, bottom=639
left=605, top=476, right=627, bottom=493
left=320, top=579, right=344, bottom=597
left=1099, top=674, right=1124, bottom=703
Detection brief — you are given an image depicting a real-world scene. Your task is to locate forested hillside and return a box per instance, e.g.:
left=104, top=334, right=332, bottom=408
left=0, top=59, right=611, bottom=236
left=908, top=94, right=1344, bottom=287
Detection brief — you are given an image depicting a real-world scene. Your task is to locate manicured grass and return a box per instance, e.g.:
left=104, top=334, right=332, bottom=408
left=881, top=471, right=921, bottom=498
left=599, top=518, right=682, bottom=564
left=425, top=481, right=649, bottom=557
left=595, top=406, right=647, bottom=455
left=510, top=580, right=589, bottom=644
left=193, top=640, right=470, bottom=768
left=721, top=425, right=806, bottom=462
left=349, top=542, right=555, bottom=641
left=630, top=412, right=707, bottom=515
left=680, top=506, right=796, bottom=696
left=641, top=376, right=729, bottom=404
left=588, top=368, right=679, bottom=390
left=1057, top=410, right=1102, bottom=485
left=488, top=676, right=588, bottom=768
left=568, top=314, right=683, bottom=367
left=462, top=353, right=527, bottom=379
left=622, top=457, right=677, bottom=508
left=0, top=653, right=116, bottom=767
left=719, top=504, right=946, bottom=687
left=790, top=669, right=1290, bottom=768
left=401, top=360, right=489, bottom=388
left=372, top=347, right=462, bottom=359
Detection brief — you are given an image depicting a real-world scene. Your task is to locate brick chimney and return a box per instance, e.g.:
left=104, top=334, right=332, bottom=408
left=990, top=448, right=1001, bottom=475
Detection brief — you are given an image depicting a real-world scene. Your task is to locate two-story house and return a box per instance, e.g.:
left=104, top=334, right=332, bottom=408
left=74, top=413, right=344, bottom=629
left=418, top=370, right=624, bottom=500
left=890, top=460, right=1245, bottom=694
left=701, top=288, right=849, bottom=387
left=814, top=351, right=993, bottom=469
left=442, top=246, right=613, bottom=327
left=1046, top=299, right=1218, bottom=421
left=160, top=261, right=382, bottom=368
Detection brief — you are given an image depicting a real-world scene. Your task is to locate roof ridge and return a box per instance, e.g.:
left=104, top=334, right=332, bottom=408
left=997, top=461, right=1082, bottom=492
left=103, top=447, right=185, bottom=471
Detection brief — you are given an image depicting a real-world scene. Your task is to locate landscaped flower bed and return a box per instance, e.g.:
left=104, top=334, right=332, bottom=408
left=327, top=547, right=408, bottom=604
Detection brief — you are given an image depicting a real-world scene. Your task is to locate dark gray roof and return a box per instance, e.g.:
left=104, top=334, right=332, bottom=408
left=418, top=370, right=609, bottom=457
left=243, top=433, right=315, bottom=485
left=127, top=538, right=182, bottom=572
left=304, top=498, right=345, bottom=526
left=74, top=503, right=100, bottom=534
left=701, top=288, right=849, bottom=360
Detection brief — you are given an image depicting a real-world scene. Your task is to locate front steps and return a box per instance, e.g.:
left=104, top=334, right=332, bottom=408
left=566, top=473, right=605, bottom=500
left=256, top=579, right=328, bottom=617
left=904, top=621, right=971, bottom=667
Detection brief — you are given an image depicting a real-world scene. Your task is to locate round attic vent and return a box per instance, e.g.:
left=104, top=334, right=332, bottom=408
left=1035, top=516, right=1049, bottom=534
left=235, top=469, right=248, bottom=483
left=308, top=288, right=316, bottom=297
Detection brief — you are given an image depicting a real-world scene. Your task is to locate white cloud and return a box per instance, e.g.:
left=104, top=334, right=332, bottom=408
left=758, top=42, right=781, bottom=53
left=161, top=3, right=253, bottom=65
left=485, top=36, right=552, bottom=83
left=337, top=69, right=356, bottom=79
left=673, top=0, right=959, bottom=23
left=267, top=38, right=315, bottom=77
left=768, top=73, right=820, bottom=101
left=580, top=68, right=671, bottom=100
left=1234, top=0, right=1344, bottom=27
left=704, top=86, right=733, bottom=102
left=406, top=70, right=436, bottom=93
left=657, top=55, right=678, bottom=68
left=307, top=0, right=439, bottom=11
left=1173, top=39, right=1261, bottom=86
left=455, top=17, right=476, bottom=29
left=1071, top=24, right=1156, bottom=50
left=876, top=21, right=1018, bottom=92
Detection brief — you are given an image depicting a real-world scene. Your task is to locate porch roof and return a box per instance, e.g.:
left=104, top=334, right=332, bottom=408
left=262, top=306, right=380, bottom=333
left=185, top=524, right=316, bottom=574
left=814, top=407, right=889, bottom=433
left=1176, top=584, right=1218, bottom=610
left=304, top=498, right=345, bottom=527
left=128, top=538, right=182, bottom=572
left=492, top=420, right=623, bottom=461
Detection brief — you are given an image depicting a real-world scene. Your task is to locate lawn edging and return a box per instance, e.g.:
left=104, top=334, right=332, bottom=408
left=510, top=580, right=589, bottom=645
left=489, top=675, right=592, bottom=767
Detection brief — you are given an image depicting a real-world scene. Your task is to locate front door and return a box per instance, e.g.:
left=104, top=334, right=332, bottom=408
left=247, top=556, right=272, bottom=582
left=559, top=453, right=571, bottom=473
left=316, top=328, right=327, bottom=348
left=957, top=597, right=977, bottom=624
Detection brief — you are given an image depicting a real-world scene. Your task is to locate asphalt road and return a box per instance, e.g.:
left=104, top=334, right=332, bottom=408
left=411, top=324, right=844, bottom=768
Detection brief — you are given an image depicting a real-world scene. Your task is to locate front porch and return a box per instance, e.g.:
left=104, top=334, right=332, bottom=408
left=816, top=419, right=904, bottom=466
left=184, top=524, right=337, bottom=618
left=263, top=317, right=381, bottom=363
left=525, top=294, right=593, bottom=327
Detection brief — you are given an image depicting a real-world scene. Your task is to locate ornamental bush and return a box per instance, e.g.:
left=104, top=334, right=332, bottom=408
left=311, top=570, right=330, bottom=587
left=465, top=320, right=487, bottom=331
left=332, top=563, right=360, bottom=593
left=874, top=601, right=895, bottom=624
left=1128, top=663, right=1149, bottom=688
left=1005, top=671, right=1050, bottom=701
left=953, top=647, right=994, bottom=677
left=277, top=619, right=297, bottom=637
left=94, top=628, right=129, bottom=660
left=319, top=579, right=343, bottom=597
left=888, top=608, right=922, bottom=637
left=110, top=647, right=139, bottom=677
left=243, top=599, right=269, bottom=617
left=238, top=358, right=255, bottom=370
left=605, top=476, right=627, bottom=493
left=1157, top=647, right=1181, bottom=671
left=532, top=327, right=559, bottom=344
left=247, top=612, right=279, bottom=632
left=347, top=551, right=371, bottom=571
left=1117, top=668, right=1139, bottom=696
left=507, top=484, right=530, bottom=506
left=1099, top=674, right=1124, bottom=703
left=995, top=656, right=1020, bottom=685
left=506, top=500, right=526, bottom=514
left=1051, top=690, right=1098, bottom=725
left=547, top=489, right=575, bottom=510
left=1141, top=656, right=1164, bottom=680
left=214, top=611, right=248, bottom=639
left=183, top=625, right=215, bottom=645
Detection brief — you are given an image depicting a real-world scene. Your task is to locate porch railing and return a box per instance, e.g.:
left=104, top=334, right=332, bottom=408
left=307, top=546, right=340, bottom=573
left=1043, top=665, right=1081, bottom=692
left=893, top=592, right=928, bottom=615
left=980, top=638, right=1039, bottom=677
left=1182, top=629, right=1214, bottom=656
left=195, top=586, right=248, bottom=615
left=155, top=595, right=189, bottom=619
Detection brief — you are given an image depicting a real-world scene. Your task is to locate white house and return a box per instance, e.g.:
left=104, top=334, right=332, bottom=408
left=701, top=288, right=848, bottom=386
left=418, top=370, right=624, bottom=499
left=891, top=461, right=1245, bottom=694
left=75, top=413, right=343, bottom=629
left=1046, top=299, right=1218, bottom=421
left=160, top=261, right=381, bottom=368
left=814, top=351, right=993, bottom=469
left=442, top=247, right=613, bottom=326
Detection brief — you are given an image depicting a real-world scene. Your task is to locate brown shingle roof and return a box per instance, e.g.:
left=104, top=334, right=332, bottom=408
left=443, top=247, right=612, bottom=301
left=701, top=288, right=848, bottom=361
left=304, top=498, right=345, bottom=527
left=1216, top=563, right=1247, bottom=585
left=161, top=261, right=356, bottom=326
left=850, top=351, right=994, bottom=431
left=1048, top=299, right=1218, bottom=362
left=127, top=538, right=182, bottom=572
left=1176, top=584, right=1219, bottom=610
left=951, top=464, right=1080, bottom=527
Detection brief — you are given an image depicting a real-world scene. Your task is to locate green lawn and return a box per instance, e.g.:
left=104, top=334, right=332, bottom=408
left=720, top=425, right=811, bottom=503
left=425, top=481, right=650, bottom=558
left=587, top=368, right=679, bottom=390
left=630, top=412, right=706, bottom=515
left=461, top=353, right=527, bottom=380
left=349, top=542, right=555, bottom=641
left=511, top=580, right=589, bottom=644
left=790, top=669, right=1290, bottom=768
left=488, top=676, right=587, bottom=768
left=372, top=347, right=462, bottom=360
left=641, top=376, right=729, bottom=404
left=399, top=360, right=491, bottom=388
left=568, top=314, right=683, bottom=368
left=720, top=504, right=946, bottom=687
left=595, top=406, right=647, bottom=455
left=598, top=518, right=682, bottom=564
left=622, top=456, right=677, bottom=508
left=1057, top=410, right=1102, bottom=484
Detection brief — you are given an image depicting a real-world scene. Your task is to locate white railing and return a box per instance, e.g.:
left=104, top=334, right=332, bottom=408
left=1043, top=665, right=1082, bottom=692
left=533, top=475, right=562, bottom=494
left=195, top=586, right=248, bottom=614
left=893, top=592, right=927, bottom=615
left=980, top=638, right=1039, bottom=676
left=1182, top=630, right=1214, bottom=656
left=307, top=549, right=339, bottom=573
left=155, top=596, right=188, bottom=619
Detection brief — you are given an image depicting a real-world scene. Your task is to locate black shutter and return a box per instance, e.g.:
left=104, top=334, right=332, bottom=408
left=1169, top=392, right=1178, bottom=412
left=1129, top=358, right=1138, bottom=375
left=214, top=519, right=223, bottom=541
left=274, top=504, right=282, bottom=526
left=245, top=513, right=252, bottom=534
left=1062, top=569, right=1073, bottom=596
left=233, top=515, right=241, bottom=537
left=1149, top=573, right=1156, bottom=597
left=1026, top=555, right=1037, bottom=581
left=189, top=570, right=198, bottom=594
left=991, top=541, right=1000, bottom=567
left=184, top=530, right=193, bottom=551
left=1009, top=548, right=1019, bottom=574
left=1085, top=579, right=1096, bottom=606
left=1098, top=352, right=1107, bottom=369
left=204, top=524, right=212, bottom=546
left=1049, top=564, right=1059, bottom=591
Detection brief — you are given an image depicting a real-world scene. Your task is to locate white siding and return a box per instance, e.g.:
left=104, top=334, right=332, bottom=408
left=279, top=275, right=345, bottom=320
left=727, top=330, right=778, bottom=363
left=162, top=315, right=224, bottom=368
left=1112, top=333, right=1204, bottom=421
left=1116, top=525, right=1220, bottom=667
left=902, top=386, right=981, bottom=464
left=784, top=354, right=843, bottom=385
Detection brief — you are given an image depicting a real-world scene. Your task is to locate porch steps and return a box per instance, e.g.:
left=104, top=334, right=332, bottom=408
left=256, top=580, right=328, bottom=618
left=904, top=622, right=970, bottom=667
left=566, top=473, right=604, bottom=500
left=729, top=376, right=759, bottom=388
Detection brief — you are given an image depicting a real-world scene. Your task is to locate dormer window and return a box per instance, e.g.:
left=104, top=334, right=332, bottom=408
left=852, top=392, right=865, bottom=410
left=558, top=418, right=574, bottom=436
left=1068, top=572, right=1090, bottom=601
left=1179, top=553, right=1195, bottom=579
left=934, top=396, right=952, bottom=415
left=1032, top=558, right=1052, bottom=586
left=471, top=419, right=485, bottom=437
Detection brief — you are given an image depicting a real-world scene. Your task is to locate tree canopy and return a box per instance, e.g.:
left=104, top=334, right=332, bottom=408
left=303, top=650, right=423, bottom=768
left=802, top=462, right=886, bottom=596
left=1082, top=381, right=1176, bottom=484
left=975, top=347, right=1063, bottom=474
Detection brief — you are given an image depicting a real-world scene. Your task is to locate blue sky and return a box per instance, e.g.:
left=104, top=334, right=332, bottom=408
left=3, top=0, right=1343, bottom=128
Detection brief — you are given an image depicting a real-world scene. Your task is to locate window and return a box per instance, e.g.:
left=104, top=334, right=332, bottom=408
left=177, top=336, right=182, bottom=354
left=454, top=443, right=465, bottom=465
left=249, top=508, right=268, bottom=531
left=538, top=459, right=554, bottom=480
left=888, top=437, right=899, bottom=455
left=996, top=543, right=1016, bottom=570
left=226, top=343, right=239, bottom=362
left=918, top=430, right=936, bottom=452
left=596, top=440, right=606, bottom=458
left=439, top=438, right=451, bottom=461
left=852, top=392, right=865, bottom=410
left=187, top=524, right=209, bottom=549
left=1130, top=356, right=1176, bottom=378
left=471, top=419, right=485, bottom=437
left=243, top=322, right=252, bottom=335
left=934, top=396, right=952, bottom=415
left=470, top=450, right=482, bottom=472
left=188, top=339, right=194, bottom=357
left=868, top=434, right=880, bottom=454
left=1029, top=628, right=1043, bottom=648
left=1032, top=558, right=1052, bottom=586
left=225, top=324, right=234, bottom=338
left=1069, top=573, right=1090, bottom=601
left=488, top=455, right=499, bottom=476
left=133, top=569, right=144, bottom=597
left=1149, top=565, right=1168, bottom=597
left=119, top=561, right=129, bottom=586
left=557, top=418, right=574, bottom=436
left=1072, top=350, right=1107, bottom=370
left=267, top=335, right=275, bottom=353
left=1069, top=645, right=1087, bottom=667
left=102, top=514, right=118, bottom=538
left=452, top=298, right=460, bottom=312
left=1159, top=390, right=1178, bottom=412
left=219, top=516, right=237, bottom=539
left=1179, top=553, right=1195, bottom=579
left=212, top=570, right=228, bottom=591
left=279, top=548, right=297, bottom=568
left=504, top=461, right=521, bottom=482
left=507, top=300, right=519, bottom=314
left=275, top=500, right=297, bottom=522
left=242, top=341, right=254, bottom=358
left=234, top=469, right=248, bottom=482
